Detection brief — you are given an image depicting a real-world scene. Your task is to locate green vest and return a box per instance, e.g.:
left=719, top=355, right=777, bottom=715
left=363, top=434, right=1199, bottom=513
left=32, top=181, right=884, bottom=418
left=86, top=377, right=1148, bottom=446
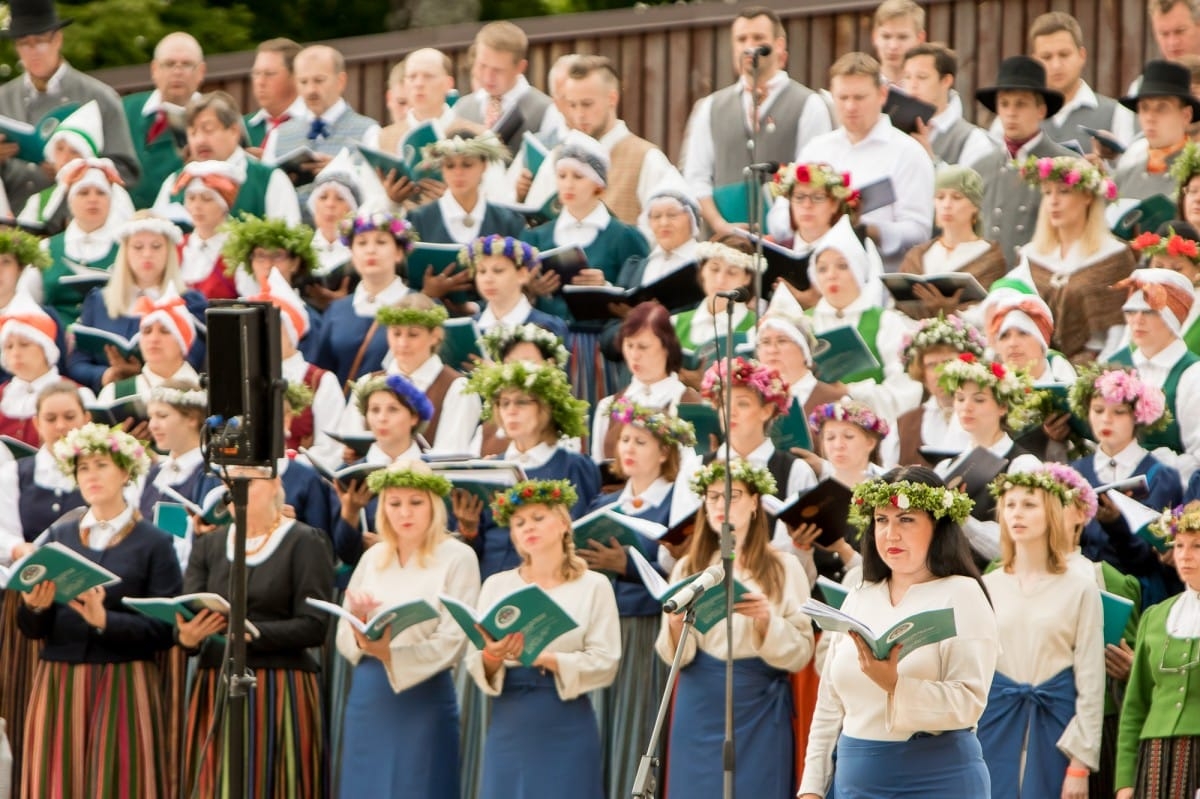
left=1140, top=351, right=1199, bottom=453
left=806, top=306, right=886, bottom=384
left=244, top=113, right=267, bottom=148
left=123, top=91, right=185, bottom=211
left=44, top=234, right=119, bottom=327
left=169, top=158, right=273, bottom=220
left=1185, top=315, right=1200, bottom=356
left=674, top=308, right=756, bottom=351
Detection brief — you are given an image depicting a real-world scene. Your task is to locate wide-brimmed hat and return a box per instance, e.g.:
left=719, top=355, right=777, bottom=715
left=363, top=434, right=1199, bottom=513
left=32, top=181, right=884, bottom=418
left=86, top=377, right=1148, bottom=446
left=976, top=56, right=1063, bottom=117
left=5, top=0, right=73, bottom=39
left=1120, top=60, right=1200, bottom=117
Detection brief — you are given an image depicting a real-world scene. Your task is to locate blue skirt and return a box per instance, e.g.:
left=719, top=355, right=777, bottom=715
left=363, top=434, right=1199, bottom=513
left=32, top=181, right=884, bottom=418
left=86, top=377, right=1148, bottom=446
left=830, top=730, right=991, bottom=798
left=481, top=666, right=603, bottom=799
left=977, top=668, right=1075, bottom=799
left=666, top=650, right=795, bottom=799
left=339, top=661, right=460, bottom=798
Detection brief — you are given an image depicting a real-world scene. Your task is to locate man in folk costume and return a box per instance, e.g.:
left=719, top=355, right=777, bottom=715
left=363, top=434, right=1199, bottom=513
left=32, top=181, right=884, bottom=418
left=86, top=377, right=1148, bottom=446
left=1113, top=60, right=1200, bottom=201
left=0, top=0, right=139, bottom=212
left=683, top=6, right=833, bottom=238
left=123, top=32, right=206, bottom=210
left=243, top=38, right=305, bottom=154
left=975, top=55, right=1075, bottom=265
left=151, top=92, right=301, bottom=224
left=1110, top=268, right=1200, bottom=485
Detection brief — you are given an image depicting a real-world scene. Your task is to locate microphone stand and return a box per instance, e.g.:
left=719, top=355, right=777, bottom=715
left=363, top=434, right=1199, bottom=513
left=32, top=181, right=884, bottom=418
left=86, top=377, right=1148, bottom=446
left=630, top=604, right=699, bottom=798
left=720, top=294, right=737, bottom=799
left=744, top=49, right=767, bottom=328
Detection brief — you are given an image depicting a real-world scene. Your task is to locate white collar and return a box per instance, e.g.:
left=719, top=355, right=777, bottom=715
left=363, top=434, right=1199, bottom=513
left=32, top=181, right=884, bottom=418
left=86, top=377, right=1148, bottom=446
left=503, top=440, right=558, bottom=468
left=649, top=239, right=699, bottom=265
left=227, top=517, right=297, bottom=566
left=691, top=299, right=749, bottom=332
left=1093, top=440, right=1148, bottom=475
left=478, top=294, right=534, bottom=332
left=81, top=503, right=136, bottom=550
left=596, top=120, right=631, bottom=150
left=1055, top=81, right=1099, bottom=120
left=142, top=361, right=200, bottom=390
left=365, top=441, right=422, bottom=465
left=716, top=437, right=775, bottom=467
left=248, top=97, right=307, bottom=126
left=622, top=374, right=686, bottom=407
left=389, top=354, right=444, bottom=389
left=929, top=102, right=963, bottom=135
left=1013, top=132, right=1046, bottom=159
left=312, top=98, right=349, bottom=126
left=23, top=62, right=68, bottom=96
left=476, top=74, right=531, bottom=108
left=554, top=202, right=610, bottom=234
left=839, top=115, right=894, bottom=147
left=352, top=277, right=409, bottom=317
left=615, top=476, right=672, bottom=513
left=1134, top=338, right=1191, bottom=370
left=141, top=89, right=200, bottom=117
left=813, top=291, right=872, bottom=321
left=64, top=219, right=118, bottom=247
left=738, top=70, right=788, bottom=96
left=438, top=191, right=486, bottom=223
left=153, top=447, right=205, bottom=487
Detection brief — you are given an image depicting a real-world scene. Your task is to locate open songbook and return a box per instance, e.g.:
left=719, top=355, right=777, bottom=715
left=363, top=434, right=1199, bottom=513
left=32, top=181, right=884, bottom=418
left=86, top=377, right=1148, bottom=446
left=305, top=597, right=439, bottom=642
left=801, top=597, right=956, bottom=660
left=440, top=585, right=577, bottom=666
left=122, top=592, right=261, bottom=639
left=627, top=547, right=749, bottom=634
left=4, top=542, right=121, bottom=603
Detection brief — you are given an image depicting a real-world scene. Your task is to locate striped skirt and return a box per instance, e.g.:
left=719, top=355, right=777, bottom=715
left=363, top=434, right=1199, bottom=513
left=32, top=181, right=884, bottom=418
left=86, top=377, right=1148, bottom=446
left=22, top=658, right=168, bottom=799
left=1134, top=735, right=1200, bottom=798
left=182, top=666, right=325, bottom=799
left=0, top=590, right=38, bottom=790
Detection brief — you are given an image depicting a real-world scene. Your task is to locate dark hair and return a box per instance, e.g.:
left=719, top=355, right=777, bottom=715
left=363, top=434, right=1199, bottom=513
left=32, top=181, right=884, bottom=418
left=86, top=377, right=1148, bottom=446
left=735, top=6, right=785, bottom=38
left=615, top=302, right=683, bottom=374
left=903, top=42, right=958, bottom=78
left=859, top=465, right=989, bottom=602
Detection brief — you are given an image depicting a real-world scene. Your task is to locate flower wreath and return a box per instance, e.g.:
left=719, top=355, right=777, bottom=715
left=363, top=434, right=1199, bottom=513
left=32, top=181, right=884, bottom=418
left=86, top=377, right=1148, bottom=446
left=1170, top=141, right=1200, bottom=195
left=465, top=360, right=588, bottom=440
left=375, top=304, right=449, bottom=330
left=1151, top=500, right=1200, bottom=544
left=1043, top=462, right=1098, bottom=523
left=0, top=228, right=49, bottom=270
left=1131, top=229, right=1200, bottom=264
left=354, top=373, right=435, bottom=423
left=694, top=241, right=766, bottom=274
left=479, top=323, right=570, bottom=368
left=420, top=130, right=511, bottom=167
left=849, top=478, right=974, bottom=530
left=700, top=356, right=790, bottom=414
left=221, top=213, right=319, bottom=276
left=337, top=211, right=418, bottom=252
left=456, top=235, right=540, bottom=274
left=608, top=397, right=697, bottom=449
left=936, top=352, right=1031, bottom=409
left=366, top=464, right=454, bottom=497
left=53, top=422, right=151, bottom=482
left=688, top=458, right=777, bottom=497
left=900, top=313, right=987, bottom=371
left=1016, top=155, right=1118, bottom=201
left=768, top=162, right=861, bottom=212
left=988, top=467, right=1077, bottom=507
left=284, top=381, right=314, bottom=412
left=490, top=478, right=578, bottom=527
left=808, top=398, right=890, bottom=438
left=148, top=385, right=207, bottom=409
left=1067, top=364, right=1171, bottom=434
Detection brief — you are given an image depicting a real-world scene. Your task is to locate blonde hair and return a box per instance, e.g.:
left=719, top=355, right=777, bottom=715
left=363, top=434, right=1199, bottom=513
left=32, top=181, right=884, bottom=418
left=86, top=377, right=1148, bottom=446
left=998, top=486, right=1071, bottom=574
left=509, top=504, right=587, bottom=581
left=475, top=21, right=529, bottom=60
left=390, top=293, right=446, bottom=355
left=102, top=210, right=185, bottom=318
left=1028, top=187, right=1111, bottom=259
left=1029, top=11, right=1085, bottom=49
left=874, top=0, right=925, bottom=30
left=830, top=52, right=885, bottom=86
left=685, top=487, right=784, bottom=602
left=373, top=483, right=450, bottom=570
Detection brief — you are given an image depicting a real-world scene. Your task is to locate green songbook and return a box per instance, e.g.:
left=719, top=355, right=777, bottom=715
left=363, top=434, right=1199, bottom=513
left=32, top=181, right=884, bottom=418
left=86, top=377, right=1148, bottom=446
left=429, top=459, right=526, bottom=508
left=571, top=506, right=667, bottom=560
left=815, top=575, right=849, bottom=610
left=1101, top=590, right=1135, bottom=647
left=523, top=130, right=549, bottom=177
left=771, top=398, right=813, bottom=452
left=356, top=144, right=414, bottom=182
left=5, top=541, right=121, bottom=603
left=1112, top=193, right=1176, bottom=241
left=802, top=597, right=957, bottom=660
left=152, top=502, right=191, bottom=539
left=0, top=104, right=79, bottom=164
left=159, top=484, right=232, bottom=528
left=70, top=324, right=140, bottom=361
left=677, top=403, right=720, bottom=454
left=439, top=317, right=484, bottom=372
left=305, top=596, right=439, bottom=642
left=1105, top=489, right=1168, bottom=553
left=122, top=592, right=260, bottom=639
left=326, top=431, right=376, bottom=459
left=85, top=394, right=147, bottom=427
left=813, top=325, right=880, bottom=384
left=712, top=182, right=751, bottom=225
left=440, top=585, right=578, bottom=666
left=404, top=242, right=467, bottom=293
left=0, top=435, right=36, bottom=460
left=627, top=547, right=750, bottom=634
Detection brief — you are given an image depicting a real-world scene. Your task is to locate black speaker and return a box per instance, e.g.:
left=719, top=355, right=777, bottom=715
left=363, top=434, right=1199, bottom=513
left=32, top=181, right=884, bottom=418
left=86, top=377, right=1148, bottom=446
left=204, top=300, right=283, bottom=469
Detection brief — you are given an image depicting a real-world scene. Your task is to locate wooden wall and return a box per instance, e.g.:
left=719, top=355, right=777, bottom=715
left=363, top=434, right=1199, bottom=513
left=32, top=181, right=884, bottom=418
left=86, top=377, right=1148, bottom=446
left=90, top=0, right=1157, bottom=164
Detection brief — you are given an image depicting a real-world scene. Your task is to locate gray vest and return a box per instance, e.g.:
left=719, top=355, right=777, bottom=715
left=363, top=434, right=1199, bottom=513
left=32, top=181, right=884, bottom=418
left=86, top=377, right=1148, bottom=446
left=272, top=107, right=377, bottom=210
left=1113, top=151, right=1178, bottom=202
left=979, top=136, right=1077, bottom=266
left=454, top=88, right=552, bottom=153
left=932, top=118, right=977, bottom=165
left=708, top=81, right=813, bottom=187
left=1044, top=95, right=1122, bottom=146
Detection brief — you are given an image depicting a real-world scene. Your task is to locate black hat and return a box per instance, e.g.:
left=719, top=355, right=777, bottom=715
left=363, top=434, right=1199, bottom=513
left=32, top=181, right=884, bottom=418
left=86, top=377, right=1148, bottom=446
left=975, top=56, right=1063, bottom=117
left=1120, top=60, right=1200, bottom=117
left=5, top=0, right=73, bottom=39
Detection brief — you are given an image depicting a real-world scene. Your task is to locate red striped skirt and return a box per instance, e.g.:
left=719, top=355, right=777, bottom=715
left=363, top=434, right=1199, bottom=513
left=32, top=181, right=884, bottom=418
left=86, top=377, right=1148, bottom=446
left=0, top=590, right=39, bottom=790
left=183, top=666, right=325, bottom=799
left=22, top=658, right=168, bottom=799
left=1135, top=735, right=1200, bottom=798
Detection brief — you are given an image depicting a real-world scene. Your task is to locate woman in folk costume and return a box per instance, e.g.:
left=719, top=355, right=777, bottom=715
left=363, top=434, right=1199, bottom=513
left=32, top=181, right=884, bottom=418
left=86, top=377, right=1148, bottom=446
left=305, top=149, right=360, bottom=308
left=0, top=381, right=89, bottom=789
left=754, top=304, right=846, bottom=438
left=19, top=423, right=181, bottom=799
left=1115, top=501, right=1200, bottom=799
left=177, top=472, right=334, bottom=799
left=21, top=158, right=126, bottom=326
left=17, top=101, right=135, bottom=237
left=467, top=234, right=569, bottom=342
left=584, top=400, right=695, bottom=799
left=1128, top=222, right=1200, bottom=354
left=1109, top=267, right=1200, bottom=486
left=1006, top=155, right=1132, bottom=362
left=1051, top=463, right=1143, bottom=799
left=0, top=294, right=92, bottom=447
left=613, top=189, right=700, bottom=291
left=174, top=160, right=243, bottom=300
left=897, top=165, right=1006, bottom=320
left=337, top=293, right=481, bottom=456
left=798, top=468, right=995, bottom=799
left=67, top=211, right=206, bottom=393
left=591, top=301, right=702, bottom=462
left=94, top=285, right=200, bottom=405
left=0, top=230, right=66, bottom=378
left=808, top=215, right=922, bottom=421
left=1173, top=141, right=1200, bottom=230
left=467, top=479, right=620, bottom=799
left=659, top=460, right=815, bottom=799
left=887, top=313, right=984, bottom=468
left=977, top=466, right=1106, bottom=799
left=248, top=267, right=345, bottom=471
left=1068, top=365, right=1183, bottom=605
left=932, top=353, right=1040, bottom=565
left=222, top=213, right=322, bottom=343
left=316, top=211, right=419, bottom=386
left=983, top=284, right=1077, bottom=384
left=336, top=461, right=481, bottom=799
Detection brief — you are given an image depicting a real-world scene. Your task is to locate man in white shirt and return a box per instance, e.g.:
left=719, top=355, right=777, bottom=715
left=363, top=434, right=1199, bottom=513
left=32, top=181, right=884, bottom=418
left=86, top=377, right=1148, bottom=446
left=901, top=43, right=996, bottom=169
left=681, top=6, right=832, bottom=238
left=871, top=0, right=926, bottom=86
left=244, top=38, right=306, bottom=158
left=799, top=52, right=933, bottom=272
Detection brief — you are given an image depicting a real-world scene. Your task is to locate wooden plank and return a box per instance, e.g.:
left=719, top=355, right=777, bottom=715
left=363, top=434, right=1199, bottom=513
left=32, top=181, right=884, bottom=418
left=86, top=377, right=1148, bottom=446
left=1073, top=0, right=1099, bottom=90
left=972, top=0, right=1004, bottom=128
left=663, top=27, right=693, bottom=162
left=619, top=34, right=644, bottom=151
left=641, top=31, right=668, bottom=162
left=806, top=13, right=836, bottom=90
left=952, top=0, right=979, bottom=124
left=927, top=3, right=953, bottom=46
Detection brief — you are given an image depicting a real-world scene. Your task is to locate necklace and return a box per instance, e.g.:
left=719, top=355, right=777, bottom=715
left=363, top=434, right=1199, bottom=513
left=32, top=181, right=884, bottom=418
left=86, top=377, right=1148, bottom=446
left=245, top=515, right=283, bottom=556
left=939, top=237, right=959, bottom=252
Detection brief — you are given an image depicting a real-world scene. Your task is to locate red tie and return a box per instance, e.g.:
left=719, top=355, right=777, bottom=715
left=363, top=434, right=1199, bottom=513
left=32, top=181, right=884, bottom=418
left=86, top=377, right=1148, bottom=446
left=268, top=113, right=291, bottom=130
left=146, top=109, right=168, bottom=144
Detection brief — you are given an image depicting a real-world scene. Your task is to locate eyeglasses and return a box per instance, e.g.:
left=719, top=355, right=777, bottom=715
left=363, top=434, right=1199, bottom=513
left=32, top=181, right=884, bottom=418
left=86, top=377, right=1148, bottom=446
left=790, top=193, right=831, bottom=205
left=647, top=210, right=687, bottom=223
left=496, top=397, right=537, bottom=410
left=159, top=60, right=200, bottom=73
left=704, top=489, right=744, bottom=504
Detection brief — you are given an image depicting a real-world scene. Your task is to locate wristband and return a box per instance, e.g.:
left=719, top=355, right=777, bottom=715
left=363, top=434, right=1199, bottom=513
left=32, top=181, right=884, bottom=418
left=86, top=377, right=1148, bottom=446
left=481, top=649, right=503, bottom=664
left=1066, top=767, right=1089, bottom=778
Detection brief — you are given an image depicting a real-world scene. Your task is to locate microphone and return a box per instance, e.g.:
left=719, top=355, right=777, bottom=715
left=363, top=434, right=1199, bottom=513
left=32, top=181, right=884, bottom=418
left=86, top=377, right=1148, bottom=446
left=663, top=565, right=725, bottom=613
left=715, top=287, right=752, bottom=303
left=743, top=44, right=772, bottom=58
